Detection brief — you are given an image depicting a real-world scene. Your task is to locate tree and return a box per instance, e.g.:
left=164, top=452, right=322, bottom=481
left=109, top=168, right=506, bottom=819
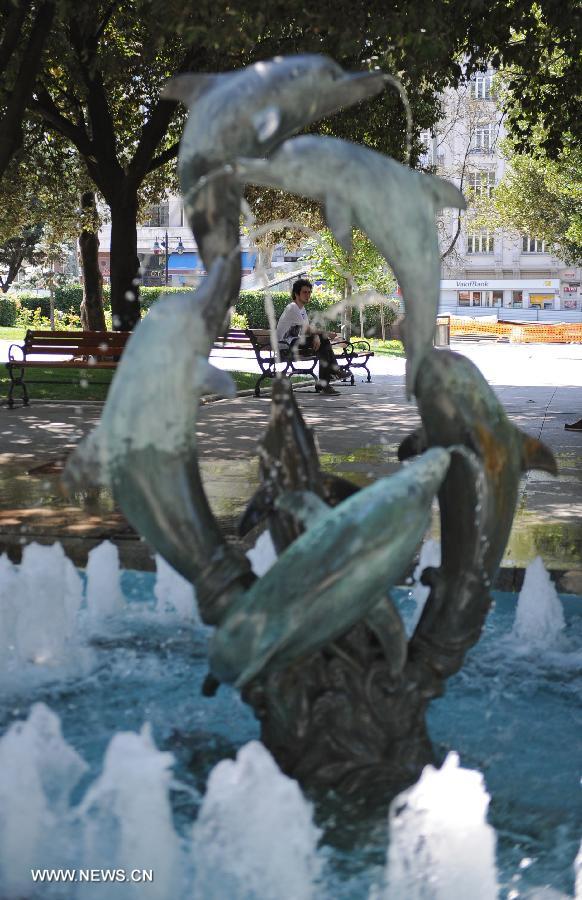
left=0, top=0, right=56, bottom=178
left=308, top=228, right=397, bottom=339
left=79, top=191, right=107, bottom=330
left=425, top=79, right=504, bottom=269
left=0, top=225, right=44, bottom=293
left=494, top=4, right=582, bottom=159
left=27, top=0, right=547, bottom=330
left=479, top=139, right=582, bottom=264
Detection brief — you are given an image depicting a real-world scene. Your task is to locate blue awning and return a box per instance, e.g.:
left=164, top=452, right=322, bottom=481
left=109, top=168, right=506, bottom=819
left=168, top=251, right=257, bottom=272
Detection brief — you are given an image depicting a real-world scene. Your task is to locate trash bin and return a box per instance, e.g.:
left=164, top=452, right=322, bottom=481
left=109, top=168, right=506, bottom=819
left=434, top=314, right=450, bottom=347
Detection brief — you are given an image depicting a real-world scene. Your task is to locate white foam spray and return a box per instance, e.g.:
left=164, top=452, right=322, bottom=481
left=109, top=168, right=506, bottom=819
left=192, top=741, right=322, bottom=900
left=512, top=556, right=565, bottom=647
left=85, top=540, right=124, bottom=621
left=385, top=751, right=498, bottom=900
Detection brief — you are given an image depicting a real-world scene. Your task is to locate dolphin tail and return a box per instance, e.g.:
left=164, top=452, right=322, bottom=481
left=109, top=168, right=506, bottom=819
left=364, top=592, right=407, bottom=678
left=520, top=432, right=558, bottom=475
left=425, top=175, right=467, bottom=212
left=162, top=73, right=220, bottom=105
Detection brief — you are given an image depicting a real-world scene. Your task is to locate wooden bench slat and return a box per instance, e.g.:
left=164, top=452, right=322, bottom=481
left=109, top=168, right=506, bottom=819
left=6, top=329, right=131, bottom=407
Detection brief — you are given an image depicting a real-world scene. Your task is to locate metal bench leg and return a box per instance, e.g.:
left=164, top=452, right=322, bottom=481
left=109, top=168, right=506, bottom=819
left=7, top=366, right=28, bottom=408
left=254, top=372, right=270, bottom=397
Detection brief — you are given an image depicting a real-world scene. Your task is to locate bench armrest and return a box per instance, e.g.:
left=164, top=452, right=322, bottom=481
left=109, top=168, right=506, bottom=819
left=346, top=339, right=371, bottom=352
left=7, top=342, right=25, bottom=362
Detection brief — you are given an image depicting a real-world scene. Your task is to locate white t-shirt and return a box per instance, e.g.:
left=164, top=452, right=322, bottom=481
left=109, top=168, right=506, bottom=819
left=276, top=301, right=309, bottom=342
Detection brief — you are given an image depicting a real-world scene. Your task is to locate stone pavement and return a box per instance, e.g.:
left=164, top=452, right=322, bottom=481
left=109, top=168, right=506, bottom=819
left=1, top=341, right=581, bottom=589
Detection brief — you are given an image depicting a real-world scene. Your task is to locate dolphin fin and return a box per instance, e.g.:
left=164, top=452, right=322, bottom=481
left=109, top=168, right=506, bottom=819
left=364, top=592, right=407, bottom=677
left=425, top=174, right=467, bottom=211
left=325, top=194, right=353, bottom=253
left=238, top=485, right=273, bottom=536
left=320, top=472, right=360, bottom=505
left=520, top=432, right=558, bottom=475
left=274, top=490, right=330, bottom=528
left=199, top=360, right=237, bottom=398
left=161, top=73, right=220, bottom=105
left=252, top=106, right=282, bottom=143
left=398, top=427, right=428, bottom=461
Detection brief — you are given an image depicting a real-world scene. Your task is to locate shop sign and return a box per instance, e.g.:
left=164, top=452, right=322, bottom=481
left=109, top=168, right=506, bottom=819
left=563, top=285, right=579, bottom=293
left=562, top=270, right=577, bottom=278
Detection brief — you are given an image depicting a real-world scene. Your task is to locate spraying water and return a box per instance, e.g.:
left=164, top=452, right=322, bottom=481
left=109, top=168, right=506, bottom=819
left=385, top=751, right=498, bottom=900
left=511, top=556, right=566, bottom=647
left=86, top=540, right=124, bottom=623
left=192, top=741, right=322, bottom=900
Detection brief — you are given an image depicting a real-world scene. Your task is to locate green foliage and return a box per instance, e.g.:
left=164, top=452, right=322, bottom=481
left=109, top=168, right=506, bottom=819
left=230, top=310, right=248, bottom=330
left=0, top=297, right=17, bottom=327
left=309, top=229, right=397, bottom=296
left=473, top=135, right=582, bottom=265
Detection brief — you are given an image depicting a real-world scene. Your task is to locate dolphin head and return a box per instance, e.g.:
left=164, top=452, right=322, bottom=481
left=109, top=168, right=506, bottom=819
left=165, top=56, right=386, bottom=174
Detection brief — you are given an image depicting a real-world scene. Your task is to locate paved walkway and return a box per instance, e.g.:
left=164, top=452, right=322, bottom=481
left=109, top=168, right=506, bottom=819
left=1, top=341, right=581, bottom=588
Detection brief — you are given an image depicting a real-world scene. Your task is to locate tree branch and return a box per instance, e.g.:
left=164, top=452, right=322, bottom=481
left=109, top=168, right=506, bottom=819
left=30, top=89, right=94, bottom=157
left=0, top=0, right=56, bottom=178
left=147, top=142, right=180, bottom=174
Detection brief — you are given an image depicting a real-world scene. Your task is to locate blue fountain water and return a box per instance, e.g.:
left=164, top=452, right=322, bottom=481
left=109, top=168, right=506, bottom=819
left=0, top=543, right=580, bottom=898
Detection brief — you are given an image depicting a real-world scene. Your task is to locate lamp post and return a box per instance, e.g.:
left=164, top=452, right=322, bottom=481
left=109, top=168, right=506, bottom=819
left=153, top=231, right=185, bottom=286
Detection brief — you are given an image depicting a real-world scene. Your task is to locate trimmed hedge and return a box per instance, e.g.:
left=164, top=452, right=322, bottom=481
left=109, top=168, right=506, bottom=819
left=0, top=296, right=18, bottom=326
left=2, top=285, right=398, bottom=336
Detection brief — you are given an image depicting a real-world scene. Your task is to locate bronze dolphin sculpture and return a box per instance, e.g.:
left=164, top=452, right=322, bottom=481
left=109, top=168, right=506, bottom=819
left=236, top=136, right=466, bottom=397
left=64, top=259, right=255, bottom=624
left=238, top=378, right=360, bottom=553
left=208, top=447, right=451, bottom=687
left=398, top=348, right=557, bottom=681
left=164, top=56, right=386, bottom=325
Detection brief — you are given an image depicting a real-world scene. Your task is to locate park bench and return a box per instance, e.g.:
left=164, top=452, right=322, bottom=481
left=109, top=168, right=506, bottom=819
left=212, top=328, right=374, bottom=397
left=5, top=329, right=131, bottom=408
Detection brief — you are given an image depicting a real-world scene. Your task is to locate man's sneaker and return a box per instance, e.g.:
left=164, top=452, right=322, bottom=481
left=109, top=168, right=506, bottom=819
left=319, top=385, right=340, bottom=395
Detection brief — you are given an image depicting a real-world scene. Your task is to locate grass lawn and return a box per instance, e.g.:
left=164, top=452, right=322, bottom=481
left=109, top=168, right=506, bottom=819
left=0, top=364, right=310, bottom=403
left=368, top=338, right=405, bottom=357
left=0, top=326, right=26, bottom=341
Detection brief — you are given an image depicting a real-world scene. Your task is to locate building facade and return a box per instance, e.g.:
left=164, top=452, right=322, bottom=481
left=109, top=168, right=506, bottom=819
left=422, top=72, right=580, bottom=320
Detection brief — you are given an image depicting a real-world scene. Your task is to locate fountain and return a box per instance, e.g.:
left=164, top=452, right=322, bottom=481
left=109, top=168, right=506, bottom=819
left=1, top=52, right=579, bottom=897
left=0, top=542, right=580, bottom=896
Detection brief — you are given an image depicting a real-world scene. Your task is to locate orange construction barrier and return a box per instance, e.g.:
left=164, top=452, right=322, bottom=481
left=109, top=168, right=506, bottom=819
left=449, top=318, right=582, bottom=343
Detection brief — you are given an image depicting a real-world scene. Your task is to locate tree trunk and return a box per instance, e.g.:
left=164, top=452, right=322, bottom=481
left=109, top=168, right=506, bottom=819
left=380, top=302, right=386, bottom=341
left=341, top=280, right=353, bottom=341
left=108, top=191, right=141, bottom=331
left=79, top=191, right=106, bottom=331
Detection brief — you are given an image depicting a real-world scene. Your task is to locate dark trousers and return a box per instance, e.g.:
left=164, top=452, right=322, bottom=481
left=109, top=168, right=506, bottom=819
left=294, top=334, right=339, bottom=385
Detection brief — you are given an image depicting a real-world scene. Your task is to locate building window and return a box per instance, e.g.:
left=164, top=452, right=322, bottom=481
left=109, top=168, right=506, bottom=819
left=492, top=290, right=503, bottom=306
left=467, top=229, right=494, bottom=253
left=470, top=74, right=493, bottom=99
left=471, top=125, right=494, bottom=153
left=143, top=202, right=169, bottom=228
left=458, top=291, right=482, bottom=306
left=466, top=170, right=496, bottom=197
left=512, top=290, right=523, bottom=308
left=522, top=236, right=547, bottom=253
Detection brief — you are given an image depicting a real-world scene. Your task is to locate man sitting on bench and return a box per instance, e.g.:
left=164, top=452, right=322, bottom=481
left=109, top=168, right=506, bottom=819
left=276, top=278, right=343, bottom=395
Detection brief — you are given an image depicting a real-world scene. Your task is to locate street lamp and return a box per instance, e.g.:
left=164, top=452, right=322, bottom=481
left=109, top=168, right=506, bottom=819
left=153, top=231, right=185, bottom=286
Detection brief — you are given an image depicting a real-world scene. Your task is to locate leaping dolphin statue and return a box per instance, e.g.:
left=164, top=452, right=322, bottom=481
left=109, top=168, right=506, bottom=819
left=398, top=348, right=557, bottom=682
left=163, top=56, right=387, bottom=325
left=239, top=378, right=360, bottom=553
left=63, top=259, right=256, bottom=624
left=209, top=447, right=451, bottom=687
left=235, top=136, right=466, bottom=397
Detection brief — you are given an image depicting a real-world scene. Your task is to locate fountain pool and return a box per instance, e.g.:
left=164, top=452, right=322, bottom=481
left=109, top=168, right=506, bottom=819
left=0, top=544, right=580, bottom=899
